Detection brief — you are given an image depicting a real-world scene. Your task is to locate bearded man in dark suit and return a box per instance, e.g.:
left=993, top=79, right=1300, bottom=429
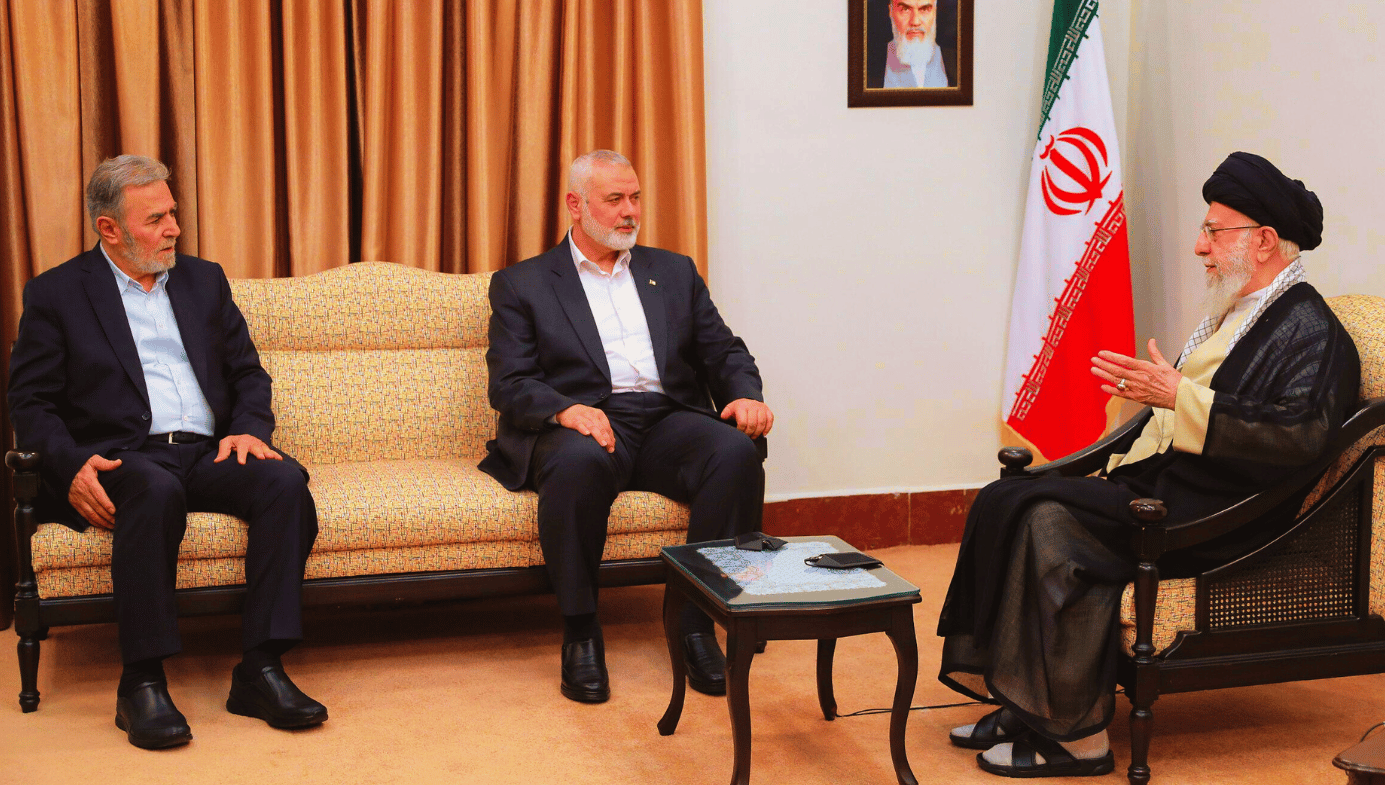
left=8, top=155, right=326, bottom=748
left=480, top=149, right=774, bottom=703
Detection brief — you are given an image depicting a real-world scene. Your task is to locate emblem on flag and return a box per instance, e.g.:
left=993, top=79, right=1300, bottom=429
left=1040, top=127, right=1112, bottom=216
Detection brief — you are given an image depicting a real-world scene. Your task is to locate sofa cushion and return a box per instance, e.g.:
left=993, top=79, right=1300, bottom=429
left=30, top=458, right=691, bottom=597
left=34, top=530, right=692, bottom=599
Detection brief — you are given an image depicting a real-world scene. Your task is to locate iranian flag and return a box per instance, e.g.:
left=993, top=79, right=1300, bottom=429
left=1001, top=0, right=1134, bottom=462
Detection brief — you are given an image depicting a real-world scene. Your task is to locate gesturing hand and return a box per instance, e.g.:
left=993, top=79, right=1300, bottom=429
left=556, top=404, right=616, bottom=453
left=214, top=434, right=283, bottom=464
left=69, top=454, right=122, bottom=529
left=1091, top=338, right=1183, bottom=410
left=720, top=398, right=775, bottom=439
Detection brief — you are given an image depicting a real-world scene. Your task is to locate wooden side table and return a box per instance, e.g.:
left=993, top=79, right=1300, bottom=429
left=656, top=535, right=922, bottom=785
left=1336, top=732, right=1385, bottom=783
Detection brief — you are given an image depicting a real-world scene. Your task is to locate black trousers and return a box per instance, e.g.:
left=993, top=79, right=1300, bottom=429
left=98, top=439, right=318, bottom=664
left=529, top=393, right=765, bottom=617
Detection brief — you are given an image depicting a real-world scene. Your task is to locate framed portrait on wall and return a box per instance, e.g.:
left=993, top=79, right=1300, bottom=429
left=848, top=0, right=974, bottom=107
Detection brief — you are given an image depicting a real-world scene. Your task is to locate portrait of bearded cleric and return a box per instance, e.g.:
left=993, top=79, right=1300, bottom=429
left=869, top=0, right=956, bottom=89
left=850, top=0, right=972, bottom=107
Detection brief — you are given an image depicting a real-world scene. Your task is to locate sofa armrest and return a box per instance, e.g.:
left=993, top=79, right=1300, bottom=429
left=7, top=450, right=41, bottom=608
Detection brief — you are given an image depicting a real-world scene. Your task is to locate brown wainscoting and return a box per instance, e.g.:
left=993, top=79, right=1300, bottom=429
left=762, top=487, right=979, bottom=551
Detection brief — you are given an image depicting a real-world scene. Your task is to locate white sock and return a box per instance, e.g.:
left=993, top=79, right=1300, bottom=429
left=980, top=730, right=1109, bottom=766
left=1061, top=730, right=1109, bottom=759
left=951, top=709, right=1013, bottom=741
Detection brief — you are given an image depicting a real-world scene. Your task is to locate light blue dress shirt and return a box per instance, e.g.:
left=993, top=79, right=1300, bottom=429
left=101, top=245, right=215, bottom=436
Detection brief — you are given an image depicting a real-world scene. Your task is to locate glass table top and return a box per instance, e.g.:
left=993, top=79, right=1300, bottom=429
left=661, top=534, right=920, bottom=610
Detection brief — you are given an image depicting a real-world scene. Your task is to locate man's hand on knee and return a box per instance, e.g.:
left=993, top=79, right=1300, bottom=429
left=556, top=404, right=616, bottom=453
left=214, top=434, right=283, bottom=465
left=69, top=454, right=122, bottom=529
left=720, top=398, right=774, bottom=439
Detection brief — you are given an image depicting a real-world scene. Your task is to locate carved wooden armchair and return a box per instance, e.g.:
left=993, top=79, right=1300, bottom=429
left=995, top=294, right=1385, bottom=784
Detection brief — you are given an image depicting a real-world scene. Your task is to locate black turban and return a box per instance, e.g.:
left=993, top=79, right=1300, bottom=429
left=1202, top=151, right=1323, bottom=251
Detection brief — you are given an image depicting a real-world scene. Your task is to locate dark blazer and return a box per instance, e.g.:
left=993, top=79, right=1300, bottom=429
left=479, top=239, right=764, bottom=490
left=7, top=245, right=279, bottom=530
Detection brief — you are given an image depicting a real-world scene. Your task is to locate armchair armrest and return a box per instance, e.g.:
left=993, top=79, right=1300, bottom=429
left=1156, top=397, right=1385, bottom=554
left=1128, top=497, right=1169, bottom=663
left=997, top=406, right=1152, bottom=479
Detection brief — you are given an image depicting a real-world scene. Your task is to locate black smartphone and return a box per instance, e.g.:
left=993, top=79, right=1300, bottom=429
left=805, top=552, right=883, bottom=569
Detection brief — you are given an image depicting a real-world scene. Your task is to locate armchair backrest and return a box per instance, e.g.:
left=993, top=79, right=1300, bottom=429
left=1327, top=294, right=1385, bottom=401
left=1296, top=293, right=1385, bottom=509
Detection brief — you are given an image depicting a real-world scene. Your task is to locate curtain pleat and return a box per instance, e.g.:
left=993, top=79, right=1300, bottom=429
left=195, top=0, right=282, bottom=279
left=282, top=0, right=351, bottom=275
left=558, top=0, right=707, bottom=274
left=10, top=1, right=84, bottom=271
left=0, top=0, right=707, bottom=630
left=357, top=0, right=444, bottom=268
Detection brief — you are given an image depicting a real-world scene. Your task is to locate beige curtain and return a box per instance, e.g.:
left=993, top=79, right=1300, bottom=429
left=0, top=0, right=707, bottom=629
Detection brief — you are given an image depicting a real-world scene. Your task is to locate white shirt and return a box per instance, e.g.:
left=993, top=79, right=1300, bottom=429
left=567, top=231, right=664, bottom=394
left=100, top=244, right=216, bottom=436
left=1221, top=287, right=1268, bottom=331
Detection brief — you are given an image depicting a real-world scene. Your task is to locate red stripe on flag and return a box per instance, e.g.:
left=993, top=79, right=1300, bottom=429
left=1007, top=199, right=1134, bottom=459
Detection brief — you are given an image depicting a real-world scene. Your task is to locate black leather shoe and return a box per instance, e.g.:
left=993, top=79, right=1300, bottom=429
left=226, top=663, right=328, bottom=728
left=560, top=638, right=610, bottom=703
left=115, top=681, right=192, bottom=749
left=684, top=632, right=727, bottom=696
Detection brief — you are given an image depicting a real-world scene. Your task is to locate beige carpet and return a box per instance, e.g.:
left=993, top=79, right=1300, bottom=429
left=0, top=543, right=1375, bottom=784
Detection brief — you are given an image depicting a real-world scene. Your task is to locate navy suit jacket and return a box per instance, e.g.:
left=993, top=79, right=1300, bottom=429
left=478, top=239, right=764, bottom=490
left=7, top=245, right=280, bottom=530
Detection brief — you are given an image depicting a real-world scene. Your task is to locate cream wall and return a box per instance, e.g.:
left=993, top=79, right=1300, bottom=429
left=703, top=1, right=1382, bottom=503
left=1124, top=0, right=1385, bottom=354
left=701, top=1, right=1131, bottom=500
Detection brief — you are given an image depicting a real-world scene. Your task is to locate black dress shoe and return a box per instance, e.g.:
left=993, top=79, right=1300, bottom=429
left=684, top=632, right=727, bottom=696
left=226, top=663, right=328, bottom=728
left=560, top=638, right=610, bottom=703
left=115, top=681, right=192, bottom=749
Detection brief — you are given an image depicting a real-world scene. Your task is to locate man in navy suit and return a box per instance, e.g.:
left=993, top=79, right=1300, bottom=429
left=480, top=150, right=774, bottom=703
left=8, top=155, right=326, bottom=748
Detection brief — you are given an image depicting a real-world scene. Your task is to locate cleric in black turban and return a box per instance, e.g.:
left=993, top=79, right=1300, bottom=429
left=1202, top=151, right=1323, bottom=251
left=934, top=149, right=1359, bottom=778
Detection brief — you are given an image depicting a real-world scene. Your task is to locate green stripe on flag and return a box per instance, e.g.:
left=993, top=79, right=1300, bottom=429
left=1038, top=0, right=1099, bottom=138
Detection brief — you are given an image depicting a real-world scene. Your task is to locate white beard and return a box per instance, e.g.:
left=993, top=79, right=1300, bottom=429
left=580, top=202, right=639, bottom=251
left=1201, top=237, right=1256, bottom=318
left=893, top=25, right=937, bottom=67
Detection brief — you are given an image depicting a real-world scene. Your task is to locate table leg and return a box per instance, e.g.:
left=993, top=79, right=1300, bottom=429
left=815, top=638, right=837, bottom=721
left=725, top=622, right=757, bottom=785
left=885, top=607, right=919, bottom=785
left=657, top=584, right=689, bottom=736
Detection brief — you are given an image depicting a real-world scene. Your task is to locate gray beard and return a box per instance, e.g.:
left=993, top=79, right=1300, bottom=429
left=119, top=228, right=176, bottom=276
left=1201, top=244, right=1255, bottom=318
left=580, top=206, right=639, bottom=251
left=129, top=254, right=176, bottom=276
left=893, top=28, right=937, bottom=66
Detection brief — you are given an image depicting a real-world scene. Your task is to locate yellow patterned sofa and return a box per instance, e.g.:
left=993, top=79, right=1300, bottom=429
left=7, top=262, right=690, bottom=712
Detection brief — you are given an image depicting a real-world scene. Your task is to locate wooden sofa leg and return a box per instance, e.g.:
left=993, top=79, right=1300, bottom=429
left=9, top=450, right=44, bottom=711
left=1127, top=699, right=1152, bottom=784
left=17, top=633, right=41, bottom=712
